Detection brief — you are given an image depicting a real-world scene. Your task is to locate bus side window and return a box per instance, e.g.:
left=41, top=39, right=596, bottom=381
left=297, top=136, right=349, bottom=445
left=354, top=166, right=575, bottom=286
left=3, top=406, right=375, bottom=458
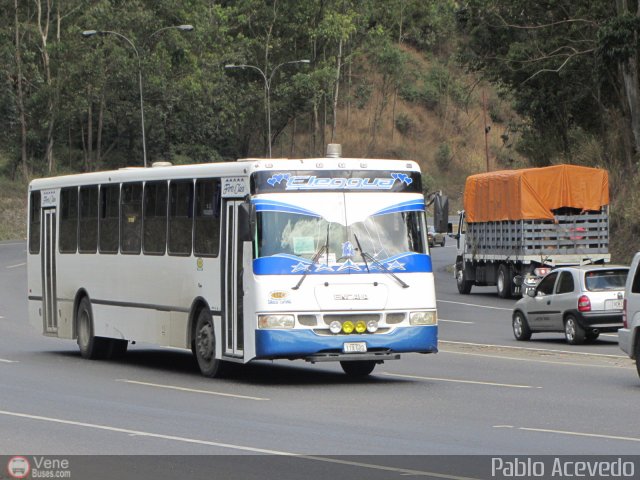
left=143, top=181, right=167, bottom=255
left=28, top=191, right=41, bottom=255
left=121, top=182, right=142, bottom=255
left=99, top=184, right=120, bottom=254
left=194, top=178, right=221, bottom=257
left=168, top=180, right=194, bottom=256
left=79, top=186, right=98, bottom=253
left=59, top=187, right=78, bottom=254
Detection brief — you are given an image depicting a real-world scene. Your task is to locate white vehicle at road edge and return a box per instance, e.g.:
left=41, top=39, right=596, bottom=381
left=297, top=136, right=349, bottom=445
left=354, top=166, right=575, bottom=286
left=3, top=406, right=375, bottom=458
left=619, top=252, right=640, bottom=380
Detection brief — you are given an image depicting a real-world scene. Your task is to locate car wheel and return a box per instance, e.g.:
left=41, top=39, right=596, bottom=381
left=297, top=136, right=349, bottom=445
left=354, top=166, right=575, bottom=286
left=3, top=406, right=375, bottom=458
left=76, top=297, right=109, bottom=359
left=456, top=265, right=472, bottom=294
left=564, top=315, right=586, bottom=345
left=194, top=309, right=228, bottom=378
left=512, top=311, right=532, bottom=341
left=497, top=264, right=512, bottom=299
left=340, top=360, right=376, bottom=377
left=585, top=330, right=600, bottom=342
left=441, top=238, right=446, bottom=247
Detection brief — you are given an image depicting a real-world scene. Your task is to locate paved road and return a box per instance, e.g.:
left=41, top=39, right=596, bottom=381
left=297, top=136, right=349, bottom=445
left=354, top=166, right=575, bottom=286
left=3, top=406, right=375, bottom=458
left=1, top=240, right=639, bottom=478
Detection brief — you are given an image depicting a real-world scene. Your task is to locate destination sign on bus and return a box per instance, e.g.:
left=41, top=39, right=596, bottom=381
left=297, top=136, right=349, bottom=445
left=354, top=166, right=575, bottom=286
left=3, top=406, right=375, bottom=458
left=251, top=170, right=421, bottom=194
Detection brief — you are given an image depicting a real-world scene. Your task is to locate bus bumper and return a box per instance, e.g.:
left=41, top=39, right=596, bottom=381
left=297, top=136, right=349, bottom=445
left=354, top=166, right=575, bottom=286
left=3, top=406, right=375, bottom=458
left=255, top=325, right=437, bottom=359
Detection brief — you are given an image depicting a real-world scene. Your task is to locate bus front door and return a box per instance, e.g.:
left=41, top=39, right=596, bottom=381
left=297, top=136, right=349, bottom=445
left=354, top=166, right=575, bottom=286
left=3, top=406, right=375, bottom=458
left=223, top=200, right=244, bottom=358
left=41, top=208, right=58, bottom=334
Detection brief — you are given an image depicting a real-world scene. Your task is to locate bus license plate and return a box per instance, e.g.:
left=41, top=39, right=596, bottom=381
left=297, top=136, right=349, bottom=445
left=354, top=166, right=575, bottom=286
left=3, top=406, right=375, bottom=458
left=343, top=342, right=367, bottom=353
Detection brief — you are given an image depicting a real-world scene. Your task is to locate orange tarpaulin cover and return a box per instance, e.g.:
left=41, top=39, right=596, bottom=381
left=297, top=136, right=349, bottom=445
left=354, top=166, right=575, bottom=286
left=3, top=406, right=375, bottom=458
left=463, top=164, right=609, bottom=223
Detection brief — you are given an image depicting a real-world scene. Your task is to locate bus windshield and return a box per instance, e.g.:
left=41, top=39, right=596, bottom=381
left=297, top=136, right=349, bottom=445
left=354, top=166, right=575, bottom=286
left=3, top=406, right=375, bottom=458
left=254, top=194, right=427, bottom=273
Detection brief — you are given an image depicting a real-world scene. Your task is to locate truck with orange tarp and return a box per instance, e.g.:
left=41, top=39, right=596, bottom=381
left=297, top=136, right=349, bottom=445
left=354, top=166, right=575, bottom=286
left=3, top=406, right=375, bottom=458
left=452, top=164, right=611, bottom=297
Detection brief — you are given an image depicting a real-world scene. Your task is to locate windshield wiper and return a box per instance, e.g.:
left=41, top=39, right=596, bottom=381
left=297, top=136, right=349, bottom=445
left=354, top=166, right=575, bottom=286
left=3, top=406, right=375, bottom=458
left=353, top=233, right=410, bottom=288
left=292, top=222, right=330, bottom=290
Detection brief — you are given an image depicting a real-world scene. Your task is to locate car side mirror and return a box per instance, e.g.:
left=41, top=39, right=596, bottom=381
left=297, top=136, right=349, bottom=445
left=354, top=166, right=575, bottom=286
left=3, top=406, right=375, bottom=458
left=513, top=275, right=523, bottom=286
left=526, top=288, right=536, bottom=298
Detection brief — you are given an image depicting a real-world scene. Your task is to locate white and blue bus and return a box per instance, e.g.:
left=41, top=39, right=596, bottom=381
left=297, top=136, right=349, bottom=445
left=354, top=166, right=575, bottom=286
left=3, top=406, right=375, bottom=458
left=27, top=145, right=438, bottom=377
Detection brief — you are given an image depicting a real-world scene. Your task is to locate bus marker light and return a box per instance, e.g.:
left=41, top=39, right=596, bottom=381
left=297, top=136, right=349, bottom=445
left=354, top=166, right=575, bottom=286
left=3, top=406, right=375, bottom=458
left=342, top=321, right=355, bottom=334
left=355, top=321, right=367, bottom=333
left=329, top=321, right=342, bottom=334
left=366, top=320, right=379, bottom=333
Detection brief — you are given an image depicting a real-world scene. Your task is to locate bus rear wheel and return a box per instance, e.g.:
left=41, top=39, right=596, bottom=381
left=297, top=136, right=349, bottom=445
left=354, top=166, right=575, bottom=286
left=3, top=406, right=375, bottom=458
left=340, top=360, right=376, bottom=377
left=76, top=297, right=109, bottom=359
left=194, top=309, right=227, bottom=378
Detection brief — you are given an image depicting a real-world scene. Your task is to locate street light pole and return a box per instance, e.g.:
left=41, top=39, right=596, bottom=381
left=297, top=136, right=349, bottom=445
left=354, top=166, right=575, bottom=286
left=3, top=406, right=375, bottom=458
left=225, top=59, right=310, bottom=158
left=82, top=25, right=194, bottom=167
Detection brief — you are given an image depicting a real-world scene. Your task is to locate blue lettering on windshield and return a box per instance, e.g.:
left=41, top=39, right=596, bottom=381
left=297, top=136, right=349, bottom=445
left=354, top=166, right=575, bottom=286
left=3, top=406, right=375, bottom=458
left=264, top=173, right=413, bottom=191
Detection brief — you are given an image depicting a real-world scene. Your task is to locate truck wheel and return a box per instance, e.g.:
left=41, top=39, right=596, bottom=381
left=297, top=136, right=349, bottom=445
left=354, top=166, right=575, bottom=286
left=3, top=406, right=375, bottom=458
left=456, top=266, right=472, bottom=294
left=76, top=297, right=109, bottom=359
left=564, top=315, right=586, bottom=345
left=340, top=361, right=376, bottom=377
left=497, top=264, right=512, bottom=299
left=512, top=311, right=532, bottom=341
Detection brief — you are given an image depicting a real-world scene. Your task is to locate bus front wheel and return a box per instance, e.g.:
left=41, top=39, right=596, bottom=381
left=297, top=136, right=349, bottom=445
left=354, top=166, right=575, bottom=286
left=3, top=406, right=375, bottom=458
left=340, top=360, right=376, bottom=377
left=194, top=309, right=227, bottom=378
left=76, top=297, right=109, bottom=359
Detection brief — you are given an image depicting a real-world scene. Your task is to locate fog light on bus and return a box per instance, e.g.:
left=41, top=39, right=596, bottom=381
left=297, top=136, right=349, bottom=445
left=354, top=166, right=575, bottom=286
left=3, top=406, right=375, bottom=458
left=342, top=321, right=355, bottom=334
left=366, top=320, right=379, bottom=333
left=329, top=321, right=342, bottom=334
left=355, top=321, right=367, bottom=333
left=258, top=314, right=294, bottom=329
left=409, top=311, right=437, bottom=325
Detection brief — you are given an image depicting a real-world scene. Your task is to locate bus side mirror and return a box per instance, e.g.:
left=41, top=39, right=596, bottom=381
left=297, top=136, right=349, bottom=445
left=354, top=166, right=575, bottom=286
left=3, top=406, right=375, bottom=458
left=238, top=202, right=256, bottom=242
left=447, top=222, right=453, bottom=234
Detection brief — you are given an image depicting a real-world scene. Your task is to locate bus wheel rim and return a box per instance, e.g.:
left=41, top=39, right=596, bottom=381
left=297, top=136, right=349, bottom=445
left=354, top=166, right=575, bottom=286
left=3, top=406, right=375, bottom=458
left=197, top=323, right=214, bottom=361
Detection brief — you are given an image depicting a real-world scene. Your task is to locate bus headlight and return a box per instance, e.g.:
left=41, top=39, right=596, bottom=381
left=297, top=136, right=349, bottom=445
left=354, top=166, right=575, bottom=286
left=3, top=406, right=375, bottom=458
left=409, top=311, right=437, bottom=325
left=258, top=314, right=295, bottom=329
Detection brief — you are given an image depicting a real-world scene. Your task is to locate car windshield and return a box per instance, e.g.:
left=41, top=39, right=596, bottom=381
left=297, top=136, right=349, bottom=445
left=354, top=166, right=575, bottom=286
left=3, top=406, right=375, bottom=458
left=584, top=269, right=628, bottom=291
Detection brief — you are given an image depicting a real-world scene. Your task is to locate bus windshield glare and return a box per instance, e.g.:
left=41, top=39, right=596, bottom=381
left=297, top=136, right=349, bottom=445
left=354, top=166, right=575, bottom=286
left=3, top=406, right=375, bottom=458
left=256, top=209, right=426, bottom=262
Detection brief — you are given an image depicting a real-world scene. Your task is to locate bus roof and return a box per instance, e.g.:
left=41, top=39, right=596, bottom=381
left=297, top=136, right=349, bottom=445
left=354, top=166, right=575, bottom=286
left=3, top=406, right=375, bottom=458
left=29, top=158, right=421, bottom=190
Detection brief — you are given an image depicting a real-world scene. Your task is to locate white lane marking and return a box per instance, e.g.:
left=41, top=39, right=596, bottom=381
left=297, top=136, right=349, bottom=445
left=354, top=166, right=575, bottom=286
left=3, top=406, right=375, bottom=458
left=0, top=358, right=18, bottom=363
left=116, top=379, right=269, bottom=401
left=439, top=350, right=633, bottom=369
left=494, top=425, right=640, bottom=443
left=6, top=262, right=26, bottom=269
left=381, top=372, right=541, bottom=389
left=439, top=319, right=474, bottom=325
left=0, top=409, right=480, bottom=480
left=440, top=340, right=627, bottom=359
left=0, top=242, right=25, bottom=247
left=437, top=299, right=512, bottom=311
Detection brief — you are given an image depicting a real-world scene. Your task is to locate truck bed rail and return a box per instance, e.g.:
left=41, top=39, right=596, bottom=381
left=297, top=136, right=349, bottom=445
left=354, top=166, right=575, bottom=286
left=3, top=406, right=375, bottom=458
left=467, top=213, right=609, bottom=256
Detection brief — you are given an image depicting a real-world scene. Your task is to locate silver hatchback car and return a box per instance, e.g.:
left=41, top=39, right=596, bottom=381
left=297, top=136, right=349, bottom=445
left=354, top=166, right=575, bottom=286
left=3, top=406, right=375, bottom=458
left=512, top=265, right=628, bottom=344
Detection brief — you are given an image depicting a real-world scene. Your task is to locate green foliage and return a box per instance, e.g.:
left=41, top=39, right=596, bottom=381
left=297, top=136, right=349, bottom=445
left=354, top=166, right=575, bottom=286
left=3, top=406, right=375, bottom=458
left=435, top=142, right=451, bottom=171
left=395, top=113, right=414, bottom=136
